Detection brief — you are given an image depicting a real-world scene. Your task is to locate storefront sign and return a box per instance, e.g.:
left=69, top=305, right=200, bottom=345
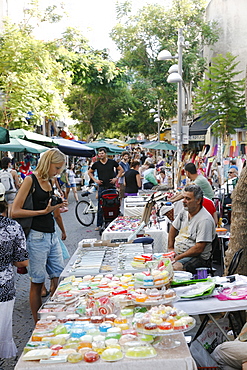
left=189, top=135, right=205, bottom=141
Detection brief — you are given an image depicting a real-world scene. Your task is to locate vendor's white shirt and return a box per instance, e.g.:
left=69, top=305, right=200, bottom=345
left=172, top=207, right=216, bottom=260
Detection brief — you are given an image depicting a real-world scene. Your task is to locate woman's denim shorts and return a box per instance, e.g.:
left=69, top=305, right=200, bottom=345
left=26, top=229, right=64, bottom=283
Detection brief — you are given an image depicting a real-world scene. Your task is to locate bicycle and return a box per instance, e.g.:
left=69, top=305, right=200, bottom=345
left=75, top=186, right=97, bottom=226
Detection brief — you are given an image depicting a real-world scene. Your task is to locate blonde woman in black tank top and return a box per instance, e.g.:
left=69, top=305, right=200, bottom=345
left=11, top=149, right=67, bottom=323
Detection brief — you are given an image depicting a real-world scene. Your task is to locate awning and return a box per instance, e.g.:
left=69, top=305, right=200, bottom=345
left=0, top=138, right=48, bottom=153
left=143, top=141, right=177, bottom=151
left=189, top=116, right=214, bottom=136
left=0, top=127, right=10, bottom=144
left=52, top=137, right=95, bottom=157
left=9, top=128, right=57, bottom=146
left=86, top=141, right=123, bottom=154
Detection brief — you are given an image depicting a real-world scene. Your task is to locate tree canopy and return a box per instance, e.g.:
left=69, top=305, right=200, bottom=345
left=0, top=21, right=71, bottom=129
left=110, top=0, right=219, bottom=136
left=194, top=53, right=246, bottom=137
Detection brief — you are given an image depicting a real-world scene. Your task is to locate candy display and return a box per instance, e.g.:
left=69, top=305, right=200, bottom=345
left=134, top=270, right=170, bottom=287
left=134, top=305, right=195, bottom=334
left=22, top=273, right=194, bottom=365
left=20, top=235, right=198, bottom=364
left=108, top=216, right=141, bottom=232
left=131, top=288, right=177, bottom=305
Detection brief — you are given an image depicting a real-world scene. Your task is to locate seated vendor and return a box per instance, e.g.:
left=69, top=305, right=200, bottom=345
left=212, top=322, right=247, bottom=370
left=168, top=184, right=216, bottom=274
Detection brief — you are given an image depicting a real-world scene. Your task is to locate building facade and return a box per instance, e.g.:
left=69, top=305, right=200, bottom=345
left=204, top=0, right=247, bottom=79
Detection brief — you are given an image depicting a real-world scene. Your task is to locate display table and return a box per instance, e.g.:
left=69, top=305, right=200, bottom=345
left=175, top=295, right=247, bottom=316
left=101, top=217, right=168, bottom=253
left=60, top=242, right=145, bottom=280
left=124, top=196, right=146, bottom=217
left=14, top=333, right=197, bottom=370
left=174, top=276, right=247, bottom=340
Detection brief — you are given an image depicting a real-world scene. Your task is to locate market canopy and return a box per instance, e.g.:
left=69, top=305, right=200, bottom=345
left=0, top=138, right=49, bottom=153
left=52, top=137, right=95, bottom=157
left=0, top=127, right=10, bottom=144
left=105, top=138, right=128, bottom=148
left=143, top=141, right=177, bottom=151
left=127, top=138, right=147, bottom=144
left=86, top=141, right=123, bottom=154
left=9, top=128, right=57, bottom=147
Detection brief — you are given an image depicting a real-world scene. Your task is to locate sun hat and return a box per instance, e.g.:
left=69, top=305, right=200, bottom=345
left=0, top=183, right=6, bottom=201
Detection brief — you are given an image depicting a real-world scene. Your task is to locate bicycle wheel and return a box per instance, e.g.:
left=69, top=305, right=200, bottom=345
left=75, top=200, right=95, bottom=226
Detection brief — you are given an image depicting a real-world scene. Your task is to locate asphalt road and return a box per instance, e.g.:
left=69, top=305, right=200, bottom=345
left=1, top=190, right=100, bottom=370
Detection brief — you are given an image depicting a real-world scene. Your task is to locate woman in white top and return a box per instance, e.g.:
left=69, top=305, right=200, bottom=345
left=65, top=163, right=79, bottom=202
left=0, top=157, right=20, bottom=216
left=157, top=168, right=169, bottom=186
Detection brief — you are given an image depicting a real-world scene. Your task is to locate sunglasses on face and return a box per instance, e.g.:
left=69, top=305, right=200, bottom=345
left=228, top=171, right=234, bottom=174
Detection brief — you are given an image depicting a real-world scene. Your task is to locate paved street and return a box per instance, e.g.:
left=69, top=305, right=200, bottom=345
left=1, top=190, right=100, bottom=370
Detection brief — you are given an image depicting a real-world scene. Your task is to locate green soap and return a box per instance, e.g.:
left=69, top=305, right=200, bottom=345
left=26, top=341, right=50, bottom=348
left=53, top=324, right=68, bottom=335
left=134, top=306, right=148, bottom=313
left=63, top=343, right=79, bottom=350
left=139, top=334, right=153, bottom=342
left=105, top=333, right=121, bottom=340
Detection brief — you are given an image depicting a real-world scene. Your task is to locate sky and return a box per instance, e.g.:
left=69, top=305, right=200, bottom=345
left=8, top=0, right=173, bottom=60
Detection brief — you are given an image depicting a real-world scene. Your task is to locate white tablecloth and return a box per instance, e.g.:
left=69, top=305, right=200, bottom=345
left=101, top=221, right=168, bottom=253
left=15, top=333, right=196, bottom=370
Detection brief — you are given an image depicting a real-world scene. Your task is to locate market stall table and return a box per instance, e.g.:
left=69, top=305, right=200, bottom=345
left=101, top=217, right=168, bottom=253
left=60, top=241, right=145, bottom=280
left=174, top=275, right=247, bottom=340
left=14, top=333, right=197, bottom=370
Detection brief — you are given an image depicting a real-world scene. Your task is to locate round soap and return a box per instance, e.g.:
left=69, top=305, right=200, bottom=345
left=126, top=346, right=157, bottom=358
left=101, top=348, right=123, bottom=362
left=84, top=350, right=100, bottom=362
left=67, top=353, right=83, bottom=363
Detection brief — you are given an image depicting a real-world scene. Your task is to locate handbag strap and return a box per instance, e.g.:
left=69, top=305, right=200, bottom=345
left=28, top=174, right=35, bottom=195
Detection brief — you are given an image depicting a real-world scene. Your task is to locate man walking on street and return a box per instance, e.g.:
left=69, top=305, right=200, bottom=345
left=88, top=148, right=124, bottom=231
left=118, top=151, right=130, bottom=204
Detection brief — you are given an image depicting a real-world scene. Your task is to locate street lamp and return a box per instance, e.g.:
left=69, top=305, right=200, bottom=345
left=149, top=99, right=161, bottom=142
left=157, top=28, right=184, bottom=165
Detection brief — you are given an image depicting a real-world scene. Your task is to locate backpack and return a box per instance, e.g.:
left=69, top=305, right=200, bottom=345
left=59, top=171, right=68, bottom=185
left=0, top=170, right=16, bottom=193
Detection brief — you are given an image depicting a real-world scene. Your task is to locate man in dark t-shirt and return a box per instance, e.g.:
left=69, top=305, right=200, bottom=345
left=88, top=148, right=123, bottom=230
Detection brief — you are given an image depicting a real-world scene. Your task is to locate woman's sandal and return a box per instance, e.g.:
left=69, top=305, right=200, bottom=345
left=41, top=288, right=50, bottom=297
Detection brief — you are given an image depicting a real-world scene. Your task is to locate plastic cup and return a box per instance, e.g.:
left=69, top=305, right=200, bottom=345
left=196, top=268, right=208, bottom=279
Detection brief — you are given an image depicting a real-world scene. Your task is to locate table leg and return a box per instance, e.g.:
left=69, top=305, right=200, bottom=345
left=207, top=314, right=230, bottom=341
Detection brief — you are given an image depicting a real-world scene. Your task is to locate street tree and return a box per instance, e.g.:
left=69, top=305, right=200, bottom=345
left=110, top=0, right=219, bottom=136
left=194, top=52, right=247, bottom=275
left=0, top=22, right=71, bottom=129
left=225, top=169, right=247, bottom=276
left=194, top=53, right=246, bottom=137
left=53, top=28, right=136, bottom=141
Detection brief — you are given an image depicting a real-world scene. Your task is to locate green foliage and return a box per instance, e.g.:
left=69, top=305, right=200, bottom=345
left=110, top=0, right=220, bottom=136
left=22, top=0, right=65, bottom=26
left=0, top=22, right=71, bottom=128
left=194, top=53, right=246, bottom=137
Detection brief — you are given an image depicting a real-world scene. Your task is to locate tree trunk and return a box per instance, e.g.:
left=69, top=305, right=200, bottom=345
left=224, top=166, right=247, bottom=275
